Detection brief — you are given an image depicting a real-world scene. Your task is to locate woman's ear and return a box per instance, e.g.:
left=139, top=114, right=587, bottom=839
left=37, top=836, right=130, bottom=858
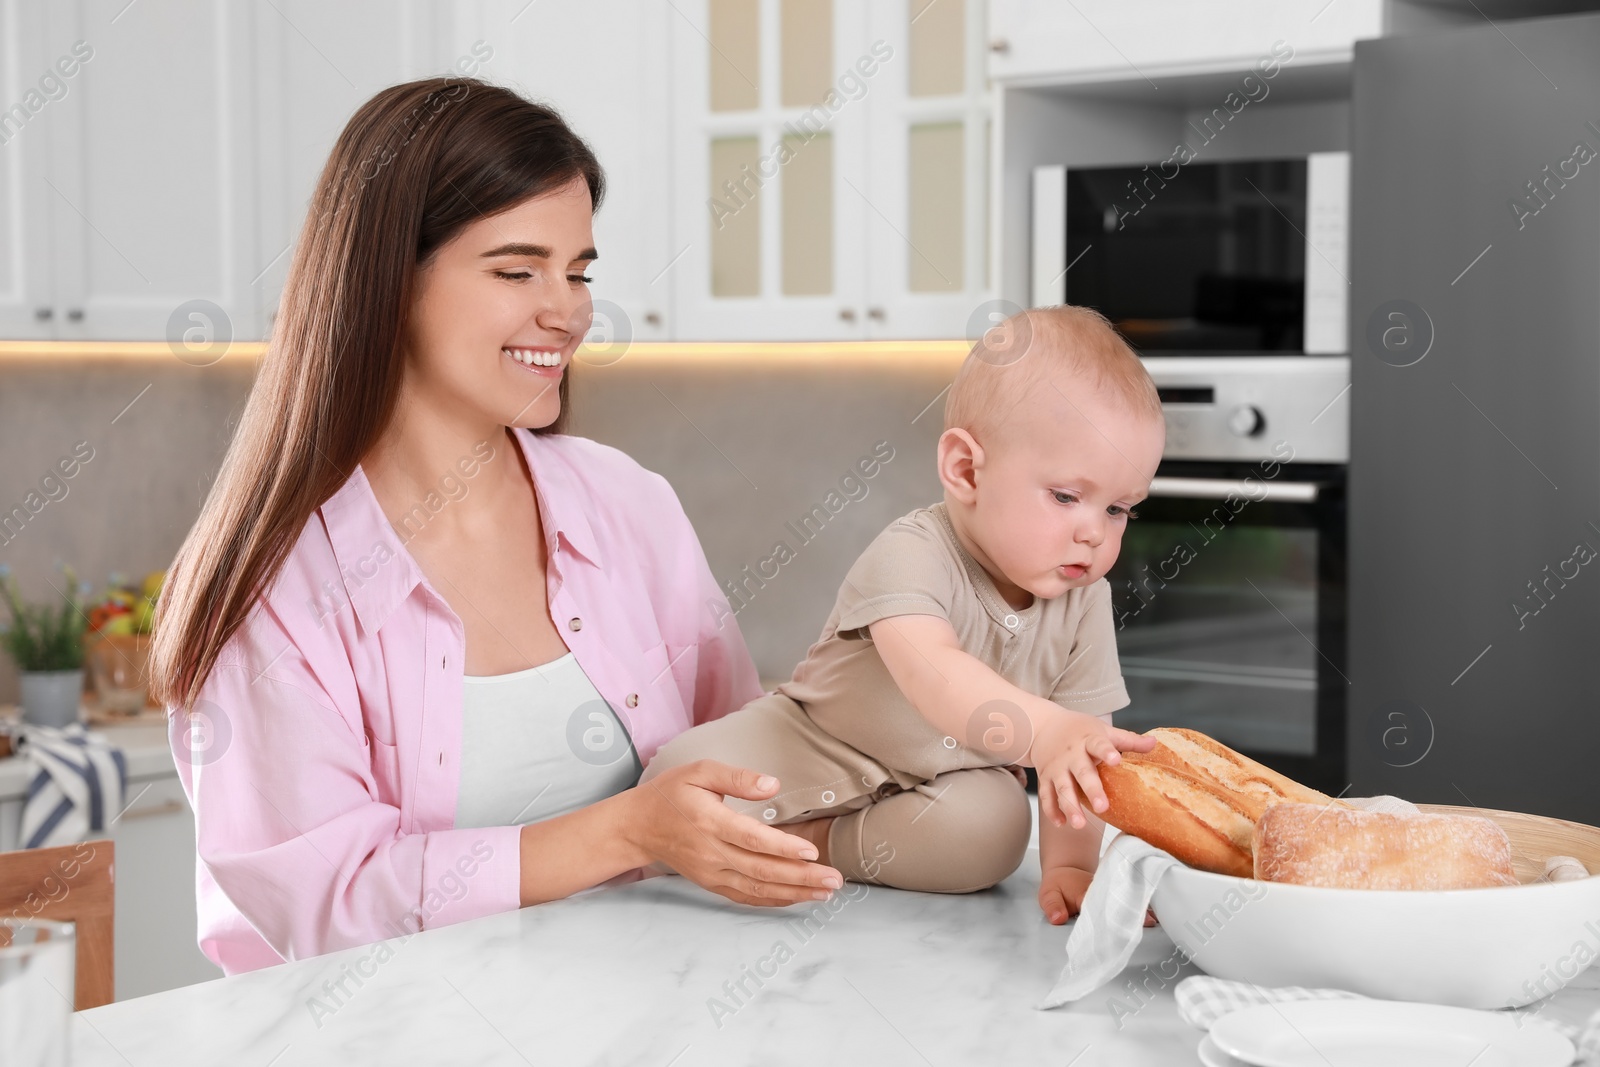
left=936, top=427, right=984, bottom=505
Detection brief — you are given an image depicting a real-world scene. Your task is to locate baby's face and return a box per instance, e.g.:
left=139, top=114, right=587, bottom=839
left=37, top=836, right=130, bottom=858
left=968, top=384, right=1165, bottom=601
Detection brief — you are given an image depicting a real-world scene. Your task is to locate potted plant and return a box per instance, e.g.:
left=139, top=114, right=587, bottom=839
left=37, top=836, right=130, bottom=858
left=0, top=564, right=91, bottom=728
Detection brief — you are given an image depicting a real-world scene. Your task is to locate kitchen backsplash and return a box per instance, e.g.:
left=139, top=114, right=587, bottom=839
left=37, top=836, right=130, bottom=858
left=0, top=345, right=965, bottom=700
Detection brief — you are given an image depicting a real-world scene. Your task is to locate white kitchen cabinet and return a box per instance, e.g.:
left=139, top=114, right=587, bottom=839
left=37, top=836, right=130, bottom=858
left=0, top=0, right=58, bottom=340
left=670, top=0, right=996, bottom=341
left=110, top=773, right=221, bottom=1001
left=463, top=0, right=677, bottom=345
left=861, top=0, right=994, bottom=339
left=18, top=0, right=264, bottom=342
left=249, top=0, right=465, bottom=335
left=250, top=0, right=675, bottom=345
left=985, top=0, right=1386, bottom=86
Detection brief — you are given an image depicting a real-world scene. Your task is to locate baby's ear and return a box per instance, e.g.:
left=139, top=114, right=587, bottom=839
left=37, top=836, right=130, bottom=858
left=936, top=427, right=983, bottom=502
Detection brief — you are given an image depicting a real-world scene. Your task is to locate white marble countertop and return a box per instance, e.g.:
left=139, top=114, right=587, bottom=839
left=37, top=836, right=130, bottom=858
left=69, top=855, right=1217, bottom=1066
left=67, top=848, right=1600, bottom=1066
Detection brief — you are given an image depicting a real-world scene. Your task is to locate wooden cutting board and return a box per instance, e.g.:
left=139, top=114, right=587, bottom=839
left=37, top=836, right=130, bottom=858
left=1418, top=802, right=1600, bottom=883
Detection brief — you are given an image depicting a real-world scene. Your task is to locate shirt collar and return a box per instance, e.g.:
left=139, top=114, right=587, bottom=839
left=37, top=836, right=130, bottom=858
left=318, top=431, right=603, bottom=638
left=511, top=430, right=604, bottom=570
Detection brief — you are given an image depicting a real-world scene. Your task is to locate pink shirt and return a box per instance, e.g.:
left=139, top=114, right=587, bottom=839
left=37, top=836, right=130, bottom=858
left=169, top=431, right=762, bottom=974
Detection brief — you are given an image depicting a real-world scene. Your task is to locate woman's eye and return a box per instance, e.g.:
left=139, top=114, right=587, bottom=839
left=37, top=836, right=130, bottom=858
left=494, top=270, right=531, bottom=282
left=569, top=274, right=594, bottom=285
left=1051, top=491, right=1076, bottom=505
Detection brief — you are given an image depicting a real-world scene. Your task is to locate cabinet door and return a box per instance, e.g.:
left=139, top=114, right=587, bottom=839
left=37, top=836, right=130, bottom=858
left=862, top=0, right=994, bottom=339
left=111, top=775, right=221, bottom=999
left=0, top=0, right=60, bottom=339
left=42, top=0, right=261, bottom=342
left=475, top=0, right=675, bottom=345
left=252, top=0, right=463, bottom=337
left=986, top=0, right=1385, bottom=85
left=670, top=0, right=869, bottom=340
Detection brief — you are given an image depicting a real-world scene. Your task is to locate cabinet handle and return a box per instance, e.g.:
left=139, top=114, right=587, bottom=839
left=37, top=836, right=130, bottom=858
left=867, top=307, right=885, bottom=321
left=644, top=310, right=662, bottom=327
left=67, top=308, right=84, bottom=322
left=839, top=308, right=857, bottom=322
left=34, top=307, right=53, bottom=321
left=989, top=37, right=1010, bottom=54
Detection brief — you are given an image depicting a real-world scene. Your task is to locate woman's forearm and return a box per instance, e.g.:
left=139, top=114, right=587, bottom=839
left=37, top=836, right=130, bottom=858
left=517, top=788, right=648, bottom=906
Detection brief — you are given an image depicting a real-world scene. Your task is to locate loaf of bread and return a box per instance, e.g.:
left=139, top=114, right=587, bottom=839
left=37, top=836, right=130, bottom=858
left=1099, top=728, right=1354, bottom=877
left=1254, top=802, right=1519, bottom=889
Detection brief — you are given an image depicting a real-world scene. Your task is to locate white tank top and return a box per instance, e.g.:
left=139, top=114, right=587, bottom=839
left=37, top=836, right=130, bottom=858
left=454, top=652, right=641, bottom=829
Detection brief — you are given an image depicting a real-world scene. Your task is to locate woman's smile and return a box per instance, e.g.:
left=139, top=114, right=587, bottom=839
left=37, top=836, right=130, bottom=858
left=502, top=346, right=567, bottom=378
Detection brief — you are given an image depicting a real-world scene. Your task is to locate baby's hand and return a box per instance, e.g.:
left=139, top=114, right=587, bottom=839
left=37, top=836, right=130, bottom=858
left=1032, top=707, right=1156, bottom=830
left=1038, top=865, right=1156, bottom=927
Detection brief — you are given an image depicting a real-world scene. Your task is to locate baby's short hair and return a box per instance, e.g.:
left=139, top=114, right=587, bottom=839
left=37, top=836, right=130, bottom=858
left=943, top=304, right=1162, bottom=443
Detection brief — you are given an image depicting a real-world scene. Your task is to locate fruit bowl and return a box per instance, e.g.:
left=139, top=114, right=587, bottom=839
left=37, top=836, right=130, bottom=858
left=1149, top=804, right=1600, bottom=1009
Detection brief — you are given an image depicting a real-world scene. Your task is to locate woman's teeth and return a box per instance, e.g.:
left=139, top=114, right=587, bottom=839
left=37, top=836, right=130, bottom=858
left=503, top=348, right=562, bottom=367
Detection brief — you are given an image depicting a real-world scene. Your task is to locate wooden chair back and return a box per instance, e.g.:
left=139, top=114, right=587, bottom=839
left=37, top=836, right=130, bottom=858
left=0, top=839, right=115, bottom=1009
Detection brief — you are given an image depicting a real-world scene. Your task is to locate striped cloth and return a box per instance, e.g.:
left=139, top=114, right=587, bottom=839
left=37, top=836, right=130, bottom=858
left=16, top=723, right=127, bottom=849
left=1177, top=976, right=1600, bottom=1064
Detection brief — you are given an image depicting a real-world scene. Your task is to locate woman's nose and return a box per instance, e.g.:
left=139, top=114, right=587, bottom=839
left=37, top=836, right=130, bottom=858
left=534, top=283, right=589, bottom=339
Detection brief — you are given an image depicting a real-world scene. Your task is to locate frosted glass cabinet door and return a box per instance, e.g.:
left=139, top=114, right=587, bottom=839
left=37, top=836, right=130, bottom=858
left=670, top=0, right=870, bottom=340
left=39, top=0, right=262, bottom=342
left=860, top=0, right=995, bottom=339
left=0, top=0, right=56, bottom=339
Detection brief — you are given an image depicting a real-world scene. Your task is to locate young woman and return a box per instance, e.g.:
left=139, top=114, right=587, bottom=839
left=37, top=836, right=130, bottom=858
left=149, top=77, right=841, bottom=974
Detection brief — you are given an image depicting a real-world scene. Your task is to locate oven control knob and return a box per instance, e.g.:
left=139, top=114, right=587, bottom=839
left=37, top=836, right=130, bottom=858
left=1227, top=404, right=1265, bottom=437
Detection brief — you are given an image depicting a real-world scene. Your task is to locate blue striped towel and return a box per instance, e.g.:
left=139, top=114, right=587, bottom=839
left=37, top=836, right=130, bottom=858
left=16, top=723, right=127, bottom=849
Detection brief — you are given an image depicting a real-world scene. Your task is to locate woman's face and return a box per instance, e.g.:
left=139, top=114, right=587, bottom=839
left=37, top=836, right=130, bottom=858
left=403, top=176, right=597, bottom=431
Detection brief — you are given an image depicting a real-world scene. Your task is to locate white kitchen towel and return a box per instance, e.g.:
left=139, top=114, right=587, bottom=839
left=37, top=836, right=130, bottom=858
left=1038, top=830, right=1180, bottom=1008
left=1176, top=976, right=1600, bottom=1065
left=16, top=723, right=127, bottom=849
left=1038, top=795, right=1418, bottom=1010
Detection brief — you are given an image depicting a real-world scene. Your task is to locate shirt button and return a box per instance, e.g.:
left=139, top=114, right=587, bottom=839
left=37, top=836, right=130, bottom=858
left=625, top=693, right=639, bottom=708
left=569, top=617, right=583, bottom=632
left=1003, top=613, right=1019, bottom=629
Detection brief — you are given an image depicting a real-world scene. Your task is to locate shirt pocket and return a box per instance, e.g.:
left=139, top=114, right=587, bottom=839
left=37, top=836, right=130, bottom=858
left=363, top=727, right=403, bottom=806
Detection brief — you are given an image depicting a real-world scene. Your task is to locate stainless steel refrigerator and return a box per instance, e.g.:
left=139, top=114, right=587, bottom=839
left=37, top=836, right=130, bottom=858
left=1349, top=12, right=1600, bottom=821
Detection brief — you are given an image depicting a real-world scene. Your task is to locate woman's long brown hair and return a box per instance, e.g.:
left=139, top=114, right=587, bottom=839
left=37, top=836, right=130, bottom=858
left=149, top=77, right=605, bottom=711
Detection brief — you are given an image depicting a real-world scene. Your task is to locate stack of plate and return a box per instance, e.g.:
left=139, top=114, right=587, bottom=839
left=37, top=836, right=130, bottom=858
left=1196, top=1001, right=1574, bottom=1066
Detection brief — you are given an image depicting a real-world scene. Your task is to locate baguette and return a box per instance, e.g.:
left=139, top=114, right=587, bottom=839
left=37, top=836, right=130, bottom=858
left=1099, top=728, right=1353, bottom=877
left=1254, top=802, right=1519, bottom=889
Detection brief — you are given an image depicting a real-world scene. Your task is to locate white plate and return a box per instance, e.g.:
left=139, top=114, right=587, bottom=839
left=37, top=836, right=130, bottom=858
left=1210, top=1001, right=1575, bottom=1067
left=1197, top=1035, right=1252, bottom=1067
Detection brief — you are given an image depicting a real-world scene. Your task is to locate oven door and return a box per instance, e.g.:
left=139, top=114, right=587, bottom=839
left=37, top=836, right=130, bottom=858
left=1105, top=460, right=1347, bottom=792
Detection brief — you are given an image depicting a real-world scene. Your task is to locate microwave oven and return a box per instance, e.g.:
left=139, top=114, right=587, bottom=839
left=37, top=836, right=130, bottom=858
left=1031, top=152, right=1349, bottom=355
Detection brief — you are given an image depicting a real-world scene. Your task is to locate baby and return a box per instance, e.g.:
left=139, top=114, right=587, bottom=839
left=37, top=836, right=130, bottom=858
left=640, top=305, right=1166, bottom=923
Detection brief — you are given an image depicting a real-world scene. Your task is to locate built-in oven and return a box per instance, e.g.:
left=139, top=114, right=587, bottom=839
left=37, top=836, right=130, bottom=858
left=1105, top=357, right=1350, bottom=793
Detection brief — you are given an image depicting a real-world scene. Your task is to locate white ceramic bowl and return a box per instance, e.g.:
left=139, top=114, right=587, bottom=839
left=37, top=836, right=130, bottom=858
left=1149, top=805, right=1600, bottom=1009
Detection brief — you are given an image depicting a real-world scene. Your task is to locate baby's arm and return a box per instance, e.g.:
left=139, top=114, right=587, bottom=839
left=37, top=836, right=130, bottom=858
left=866, top=614, right=1153, bottom=827
left=1038, top=811, right=1103, bottom=924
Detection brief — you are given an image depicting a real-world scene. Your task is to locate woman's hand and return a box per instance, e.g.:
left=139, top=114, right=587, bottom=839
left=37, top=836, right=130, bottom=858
left=625, top=759, right=845, bottom=907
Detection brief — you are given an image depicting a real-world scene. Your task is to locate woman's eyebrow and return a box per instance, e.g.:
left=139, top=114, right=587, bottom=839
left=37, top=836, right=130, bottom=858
left=479, top=241, right=599, bottom=262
